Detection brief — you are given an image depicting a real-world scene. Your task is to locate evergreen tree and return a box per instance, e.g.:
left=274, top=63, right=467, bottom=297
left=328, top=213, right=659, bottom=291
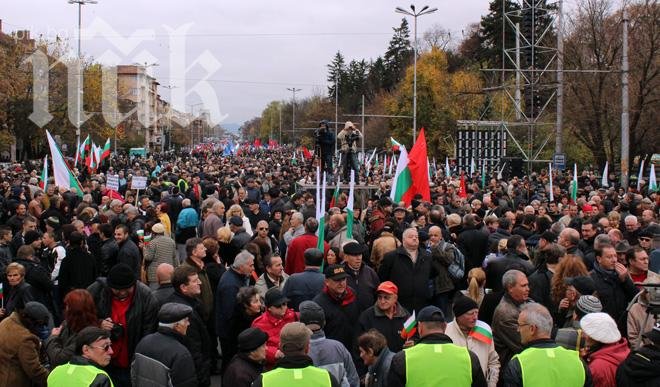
left=383, top=18, right=412, bottom=91
left=343, top=59, right=369, bottom=112
left=479, top=0, right=520, bottom=69
left=327, top=51, right=346, bottom=100
left=366, top=57, right=386, bottom=98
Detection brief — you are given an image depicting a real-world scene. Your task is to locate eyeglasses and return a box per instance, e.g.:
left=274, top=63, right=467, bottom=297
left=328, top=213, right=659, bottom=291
left=639, top=237, right=651, bottom=242
left=258, top=227, right=269, bottom=231
left=89, top=343, right=112, bottom=352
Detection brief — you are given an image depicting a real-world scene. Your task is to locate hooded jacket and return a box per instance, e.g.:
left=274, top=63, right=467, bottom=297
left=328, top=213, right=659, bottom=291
left=587, top=338, right=631, bottom=387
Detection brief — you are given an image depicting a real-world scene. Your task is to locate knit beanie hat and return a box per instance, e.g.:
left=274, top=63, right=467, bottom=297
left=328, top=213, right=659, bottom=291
left=452, top=295, right=479, bottom=318
left=575, top=295, right=602, bottom=315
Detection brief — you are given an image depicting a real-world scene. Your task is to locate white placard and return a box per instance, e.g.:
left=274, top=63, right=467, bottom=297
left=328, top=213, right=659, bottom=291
left=106, top=174, right=120, bottom=191
left=131, top=176, right=148, bottom=190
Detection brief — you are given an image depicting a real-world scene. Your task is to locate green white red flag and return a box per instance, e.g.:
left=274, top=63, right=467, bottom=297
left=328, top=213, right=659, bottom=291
left=650, top=163, right=657, bottom=192
left=329, top=179, right=340, bottom=208
left=469, top=320, right=493, bottom=344
left=100, top=138, right=111, bottom=163
left=401, top=311, right=417, bottom=339
left=46, top=130, right=84, bottom=197
left=39, top=155, right=48, bottom=190
left=389, top=129, right=430, bottom=205
left=346, top=170, right=355, bottom=239
left=571, top=163, right=578, bottom=203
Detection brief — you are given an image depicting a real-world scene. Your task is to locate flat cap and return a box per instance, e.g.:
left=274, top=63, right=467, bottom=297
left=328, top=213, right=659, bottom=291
left=158, top=303, right=193, bottom=323
left=237, top=327, right=269, bottom=353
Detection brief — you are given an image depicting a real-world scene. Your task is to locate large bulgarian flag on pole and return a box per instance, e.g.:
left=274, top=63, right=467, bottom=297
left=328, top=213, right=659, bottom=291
left=329, top=179, right=340, bottom=208
left=315, top=167, right=327, bottom=258
left=100, top=138, right=111, bottom=164
left=469, top=320, right=493, bottom=344
left=389, top=129, right=431, bottom=205
left=46, top=130, right=84, bottom=197
left=346, top=170, right=355, bottom=239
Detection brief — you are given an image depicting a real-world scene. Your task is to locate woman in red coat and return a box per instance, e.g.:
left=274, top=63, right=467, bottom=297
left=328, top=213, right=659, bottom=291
left=582, top=312, right=631, bottom=387
left=250, top=288, right=298, bottom=368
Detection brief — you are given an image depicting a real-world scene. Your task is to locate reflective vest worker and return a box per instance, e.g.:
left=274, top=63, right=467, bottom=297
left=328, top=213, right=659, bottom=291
left=252, top=321, right=340, bottom=387
left=503, top=303, right=592, bottom=387
left=48, top=326, right=115, bottom=387
left=387, top=305, right=487, bottom=387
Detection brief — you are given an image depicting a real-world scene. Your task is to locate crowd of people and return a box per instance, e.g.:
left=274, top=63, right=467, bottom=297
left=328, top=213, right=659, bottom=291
left=0, top=143, right=657, bottom=387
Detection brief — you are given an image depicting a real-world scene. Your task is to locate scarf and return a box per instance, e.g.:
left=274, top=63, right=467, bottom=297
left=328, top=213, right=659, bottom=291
left=323, top=285, right=356, bottom=307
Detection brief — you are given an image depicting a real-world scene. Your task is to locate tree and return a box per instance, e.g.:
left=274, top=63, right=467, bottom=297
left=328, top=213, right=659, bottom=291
left=327, top=51, right=346, bottom=100
left=422, top=24, right=453, bottom=51
left=479, top=0, right=521, bottom=69
left=563, top=0, right=659, bottom=169
left=383, top=18, right=413, bottom=91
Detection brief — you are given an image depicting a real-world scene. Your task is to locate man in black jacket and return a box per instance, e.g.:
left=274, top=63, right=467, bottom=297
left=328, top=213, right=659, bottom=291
left=457, top=214, right=490, bottom=271
left=99, top=223, right=118, bottom=275
left=378, top=228, right=432, bottom=314
left=132, top=303, right=197, bottom=387
left=486, top=235, right=534, bottom=292
left=114, top=224, right=141, bottom=277
left=223, top=327, right=267, bottom=387
left=58, top=231, right=98, bottom=298
left=87, top=263, right=158, bottom=386
left=166, top=265, right=212, bottom=387
left=387, top=305, right=487, bottom=387
left=590, top=244, right=638, bottom=332
left=357, top=281, right=410, bottom=352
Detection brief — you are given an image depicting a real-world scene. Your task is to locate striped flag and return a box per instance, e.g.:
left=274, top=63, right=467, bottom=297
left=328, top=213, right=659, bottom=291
left=637, top=159, right=645, bottom=191
left=39, top=155, right=48, bottom=190
left=571, top=163, right=578, bottom=203
left=46, top=131, right=84, bottom=197
left=548, top=163, right=554, bottom=202
left=346, top=170, right=355, bottom=239
left=401, top=311, right=417, bottom=339
left=329, top=179, right=340, bottom=208
left=650, top=163, right=657, bottom=192
left=601, top=161, right=609, bottom=187
left=469, top=320, right=493, bottom=344
left=445, top=157, right=450, bottom=178
left=316, top=171, right=327, bottom=261
left=481, top=159, right=486, bottom=189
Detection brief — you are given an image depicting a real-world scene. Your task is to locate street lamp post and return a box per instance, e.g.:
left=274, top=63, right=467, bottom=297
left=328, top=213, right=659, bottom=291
left=68, top=0, right=97, bottom=141
left=286, top=87, right=302, bottom=145
left=395, top=4, right=437, bottom=142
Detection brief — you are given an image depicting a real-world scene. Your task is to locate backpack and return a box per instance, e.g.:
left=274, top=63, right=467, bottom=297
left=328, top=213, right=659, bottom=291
left=440, top=241, right=465, bottom=283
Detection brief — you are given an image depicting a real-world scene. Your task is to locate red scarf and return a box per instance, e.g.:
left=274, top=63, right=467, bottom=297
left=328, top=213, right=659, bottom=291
left=323, top=285, right=356, bottom=307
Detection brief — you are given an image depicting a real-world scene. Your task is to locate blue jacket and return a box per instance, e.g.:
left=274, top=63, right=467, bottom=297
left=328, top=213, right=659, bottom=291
left=215, top=268, right=250, bottom=338
left=282, top=268, right=324, bottom=310
left=176, top=208, right=199, bottom=230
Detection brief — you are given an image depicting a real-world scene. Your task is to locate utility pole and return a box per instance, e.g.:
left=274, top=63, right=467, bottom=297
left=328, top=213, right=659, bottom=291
left=68, top=0, right=97, bottom=141
left=555, top=0, right=564, bottom=154
left=621, top=9, right=629, bottom=188
left=335, top=76, right=339, bottom=154
left=286, top=87, right=301, bottom=145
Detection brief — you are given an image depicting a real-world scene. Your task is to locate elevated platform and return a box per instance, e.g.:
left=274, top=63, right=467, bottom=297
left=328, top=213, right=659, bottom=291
left=297, top=183, right=379, bottom=190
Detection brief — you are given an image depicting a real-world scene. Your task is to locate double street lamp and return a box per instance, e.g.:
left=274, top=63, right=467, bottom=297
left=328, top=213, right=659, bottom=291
left=395, top=4, right=437, bottom=142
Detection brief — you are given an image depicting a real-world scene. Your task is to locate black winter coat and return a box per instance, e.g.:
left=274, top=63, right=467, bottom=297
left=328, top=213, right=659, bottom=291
left=590, top=263, right=638, bottom=332
left=117, top=239, right=141, bottom=277
left=313, top=290, right=360, bottom=351
left=133, top=327, right=198, bottom=387
left=166, top=291, right=212, bottom=387
left=58, top=246, right=98, bottom=296
left=357, top=303, right=410, bottom=352
left=87, top=278, right=158, bottom=361
left=342, top=262, right=380, bottom=313
left=528, top=265, right=554, bottom=311
left=457, top=226, right=490, bottom=270
left=378, top=246, right=432, bottom=313
left=485, top=252, right=534, bottom=292
left=615, top=345, right=660, bottom=387
left=222, top=353, right=263, bottom=387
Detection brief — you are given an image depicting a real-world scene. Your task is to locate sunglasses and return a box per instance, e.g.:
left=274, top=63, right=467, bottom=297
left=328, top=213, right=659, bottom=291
left=89, top=343, right=112, bottom=352
left=639, top=237, right=651, bottom=242
left=258, top=227, right=269, bottom=231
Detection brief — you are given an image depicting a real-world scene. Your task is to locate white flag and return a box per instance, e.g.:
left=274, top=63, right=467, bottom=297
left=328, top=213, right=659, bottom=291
left=601, top=162, right=609, bottom=187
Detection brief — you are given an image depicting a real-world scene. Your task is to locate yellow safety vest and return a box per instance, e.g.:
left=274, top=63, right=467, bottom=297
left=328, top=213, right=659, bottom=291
left=405, top=343, right=473, bottom=387
left=47, top=362, right=114, bottom=387
left=261, top=365, right=332, bottom=387
left=513, top=346, right=585, bottom=387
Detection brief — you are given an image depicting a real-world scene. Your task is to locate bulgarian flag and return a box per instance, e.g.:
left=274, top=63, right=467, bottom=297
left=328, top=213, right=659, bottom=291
left=391, top=137, right=402, bottom=152
left=315, top=167, right=327, bottom=260
left=401, top=311, right=417, bottom=339
left=548, top=163, right=554, bottom=202
left=93, top=143, right=103, bottom=170
left=481, top=159, right=486, bottom=189
left=346, top=170, right=355, bottom=239
left=637, top=159, right=645, bottom=191
left=389, top=129, right=431, bottom=205
left=291, top=150, right=297, bottom=165
left=329, top=179, right=341, bottom=208
left=39, top=155, right=48, bottom=190
left=46, top=130, right=84, bottom=197
left=78, top=134, right=90, bottom=166
left=73, top=136, right=80, bottom=166
left=445, top=156, right=451, bottom=178
left=469, top=321, right=493, bottom=344
left=650, top=163, right=657, bottom=192
left=100, top=138, right=111, bottom=163
left=571, top=163, right=578, bottom=203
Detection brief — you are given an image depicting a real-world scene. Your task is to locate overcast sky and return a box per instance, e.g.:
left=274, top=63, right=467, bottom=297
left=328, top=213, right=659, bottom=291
left=4, top=0, right=491, bottom=127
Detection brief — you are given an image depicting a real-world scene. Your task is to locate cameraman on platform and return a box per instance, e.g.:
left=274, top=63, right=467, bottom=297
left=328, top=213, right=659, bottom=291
left=316, top=120, right=335, bottom=176
left=337, top=121, right=362, bottom=182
